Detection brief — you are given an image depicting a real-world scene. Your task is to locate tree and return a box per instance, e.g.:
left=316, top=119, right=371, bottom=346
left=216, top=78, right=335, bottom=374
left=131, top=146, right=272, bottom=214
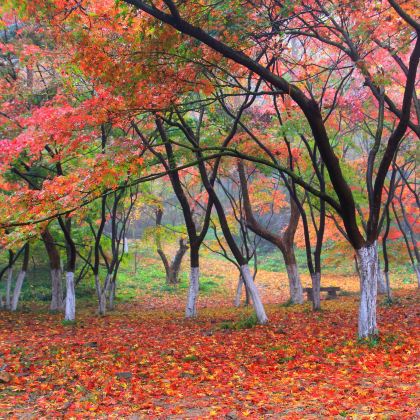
left=238, top=161, right=304, bottom=304
left=121, top=0, right=419, bottom=337
left=132, top=120, right=213, bottom=317
left=154, top=207, right=188, bottom=285
left=41, top=227, right=63, bottom=311
left=10, top=242, right=29, bottom=311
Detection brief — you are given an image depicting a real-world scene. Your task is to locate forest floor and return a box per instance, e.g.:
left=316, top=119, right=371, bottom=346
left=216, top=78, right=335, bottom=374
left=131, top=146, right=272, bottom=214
left=0, top=255, right=419, bottom=419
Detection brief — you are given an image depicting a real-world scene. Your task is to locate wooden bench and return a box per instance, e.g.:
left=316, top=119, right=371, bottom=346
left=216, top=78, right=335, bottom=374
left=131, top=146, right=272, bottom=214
left=304, top=287, right=341, bottom=302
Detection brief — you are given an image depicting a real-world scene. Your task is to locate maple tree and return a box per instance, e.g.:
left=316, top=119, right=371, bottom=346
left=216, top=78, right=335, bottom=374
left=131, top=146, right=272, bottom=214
left=111, top=0, right=419, bottom=338
left=0, top=4, right=419, bottom=415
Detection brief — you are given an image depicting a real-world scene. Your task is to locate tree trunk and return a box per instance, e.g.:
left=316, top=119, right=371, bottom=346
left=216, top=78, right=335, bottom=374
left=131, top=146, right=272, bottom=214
left=5, top=267, right=13, bottom=310
left=240, top=264, right=268, bottom=324
left=42, top=228, right=62, bottom=311
left=108, top=280, right=116, bottom=310
left=166, top=239, right=188, bottom=284
left=376, top=250, right=387, bottom=295
left=167, top=269, right=178, bottom=285
left=98, top=291, right=107, bottom=315
left=285, top=259, right=304, bottom=304
left=11, top=244, right=29, bottom=312
left=384, top=270, right=392, bottom=301
left=357, top=243, right=378, bottom=338
left=185, top=267, right=199, bottom=318
left=244, top=282, right=251, bottom=306
left=234, top=274, right=243, bottom=307
left=50, top=268, right=63, bottom=311
left=165, top=270, right=172, bottom=284
left=414, top=264, right=420, bottom=288
left=11, top=271, right=26, bottom=311
left=377, top=270, right=387, bottom=294
left=238, top=160, right=303, bottom=305
left=95, top=274, right=110, bottom=316
left=64, top=272, right=76, bottom=321
left=124, top=237, right=129, bottom=253
left=310, top=272, right=321, bottom=311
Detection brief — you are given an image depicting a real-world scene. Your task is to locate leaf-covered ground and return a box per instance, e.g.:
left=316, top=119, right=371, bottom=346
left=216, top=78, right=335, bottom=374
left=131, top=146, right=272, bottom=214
left=0, top=264, right=418, bottom=418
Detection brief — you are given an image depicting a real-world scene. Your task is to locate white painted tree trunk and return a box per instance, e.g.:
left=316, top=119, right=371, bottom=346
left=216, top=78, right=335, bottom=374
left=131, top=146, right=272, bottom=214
left=64, top=272, right=76, bottom=321
left=11, top=271, right=26, bottom=311
left=310, top=272, right=321, bottom=310
left=50, top=268, right=63, bottom=311
left=234, top=274, right=243, bottom=307
left=357, top=243, right=378, bottom=338
left=95, top=274, right=110, bottom=316
left=124, top=237, right=129, bottom=253
left=185, top=267, right=199, bottom=318
left=5, top=267, right=13, bottom=310
left=285, top=264, right=304, bottom=304
left=240, top=265, right=268, bottom=324
left=98, top=292, right=107, bottom=315
left=108, top=281, right=116, bottom=310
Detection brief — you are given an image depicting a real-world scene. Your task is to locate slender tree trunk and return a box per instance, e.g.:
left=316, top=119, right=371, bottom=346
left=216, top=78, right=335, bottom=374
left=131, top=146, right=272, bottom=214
left=382, top=208, right=392, bottom=300
left=167, top=239, right=188, bottom=284
left=185, top=266, right=199, bottom=318
left=124, top=237, right=129, bottom=253
left=244, top=282, right=251, bottom=306
left=310, top=272, right=321, bottom=311
left=354, top=255, right=360, bottom=276
left=5, top=267, right=13, bottom=310
left=108, top=280, right=116, bottom=310
left=357, top=243, right=378, bottom=338
left=64, top=272, right=76, bottom=321
left=284, top=248, right=304, bottom=304
left=376, top=267, right=387, bottom=294
left=414, top=264, right=420, bottom=288
left=98, top=291, right=107, bottom=315
left=376, top=245, right=387, bottom=295
left=240, top=264, right=268, bottom=324
left=95, top=274, right=110, bottom=316
left=167, top=269, right=176, bottom=284
left=238, top=160, right=302, bottom=305
left=234, top=273, right=243, bottom=307
left=58, top=216, right=77, bottom=321
left=50, top=268, right=63, bottom=311
left=384, top=270, right=392, bottom=301
left=42, top=229, right=63, bottom=311
left=235, top=274, right=255, bottom=307
left=11, top=244, right=29, bottom=312
left=11, top=270, right=26, bottom=311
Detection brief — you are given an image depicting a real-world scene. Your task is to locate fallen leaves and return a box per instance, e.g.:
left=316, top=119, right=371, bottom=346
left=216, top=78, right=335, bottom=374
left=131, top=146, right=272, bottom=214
left=0, top=286, right=418, bottom=418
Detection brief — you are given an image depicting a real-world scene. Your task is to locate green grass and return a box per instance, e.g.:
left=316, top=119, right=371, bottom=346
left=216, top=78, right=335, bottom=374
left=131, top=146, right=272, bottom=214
left=182, top=354, right=199, bottom=362
left=256, top=245, right=415, bottom=277
left=219, top=313, right=259, bottom=330
left=199, top=277, right=219, bottom=293
left=61, top=320, right=77, bottom=326
left=0, top=241, right=415, bottom=309
left=1, top=249, right=227, bottom=308
left=357, top=335, right=380, bottom=348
